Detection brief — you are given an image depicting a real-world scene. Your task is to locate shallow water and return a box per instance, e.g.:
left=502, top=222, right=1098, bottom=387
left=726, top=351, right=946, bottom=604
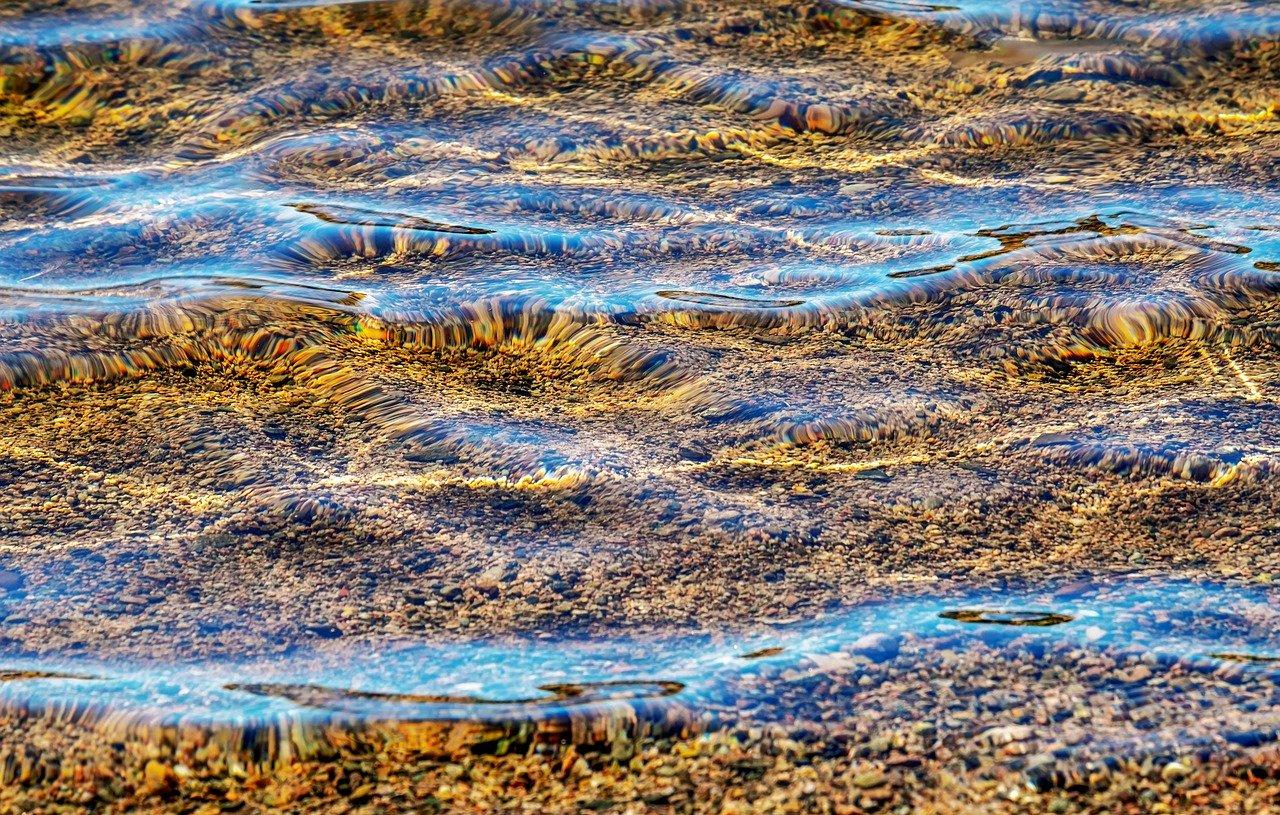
left=3, top=577, right=1279, bottom=726
left=1, top=0, right=1280, bottom=806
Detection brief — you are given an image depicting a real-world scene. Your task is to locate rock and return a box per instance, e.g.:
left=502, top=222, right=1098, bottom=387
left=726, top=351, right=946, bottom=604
left=704, top=508, right=741, bottom=524
left=437, top=582, right=463, bottom=601
left=677, top=445, right=711, bottom=462
left=475, top=565, right=507, bottom=591
left=1161, top=761, right=1190, bottom=782
left=912, top=721, right=937, bottom=738
left=144, top=760, right=178, bottom=793
left=1121, top=665, right=1152, bottom=683
left=1044, top=85, right=1085, bottom=102
left=852, top=770, right=887, bottom=789
left=980, top=725, right=1034, bottom=746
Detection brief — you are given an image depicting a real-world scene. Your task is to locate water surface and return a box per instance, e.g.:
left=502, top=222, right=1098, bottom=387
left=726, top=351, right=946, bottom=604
left=1, top=0, right=1279, bottom=809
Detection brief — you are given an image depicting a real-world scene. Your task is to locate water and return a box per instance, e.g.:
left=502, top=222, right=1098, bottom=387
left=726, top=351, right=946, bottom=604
left=5, top=577, right=1280, bottom=771
left=1, top=0, right=1279, bottom=806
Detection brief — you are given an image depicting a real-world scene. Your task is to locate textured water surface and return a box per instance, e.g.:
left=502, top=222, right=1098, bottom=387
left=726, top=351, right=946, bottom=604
left=1, top=0, right=1280, bottom=810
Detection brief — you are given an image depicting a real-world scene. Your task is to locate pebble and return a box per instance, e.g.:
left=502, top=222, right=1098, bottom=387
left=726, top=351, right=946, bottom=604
left=144, top=760, right=178, bottom=793
left=1161, top=761, right=1191, bottom=782
left=852, top=770, right=887, bottom=789
left=980, top=725, right=1034, bottom=746
left=1044, top=85, right=1086, bottom=102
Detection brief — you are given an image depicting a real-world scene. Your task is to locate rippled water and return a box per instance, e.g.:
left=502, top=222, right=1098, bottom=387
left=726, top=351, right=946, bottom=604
left=1, top=0, right=1280, bottom=807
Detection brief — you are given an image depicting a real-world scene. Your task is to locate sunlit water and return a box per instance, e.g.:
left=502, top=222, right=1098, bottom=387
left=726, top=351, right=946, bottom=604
left=6, top=577, right=1280, bottom=774
left=1, top=0, right=1280, bottom=795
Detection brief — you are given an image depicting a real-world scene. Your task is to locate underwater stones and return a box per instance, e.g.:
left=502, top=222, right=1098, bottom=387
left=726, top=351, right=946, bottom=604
left=978, top=724, right=1034, bottom=748
left=851, top=768, right=887, bottom=789
left=143, top=759, right=180, bottom=794
left=1161, top=760, right=1191, bottom=782
left=0, top=0, right=1279, bottom=811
